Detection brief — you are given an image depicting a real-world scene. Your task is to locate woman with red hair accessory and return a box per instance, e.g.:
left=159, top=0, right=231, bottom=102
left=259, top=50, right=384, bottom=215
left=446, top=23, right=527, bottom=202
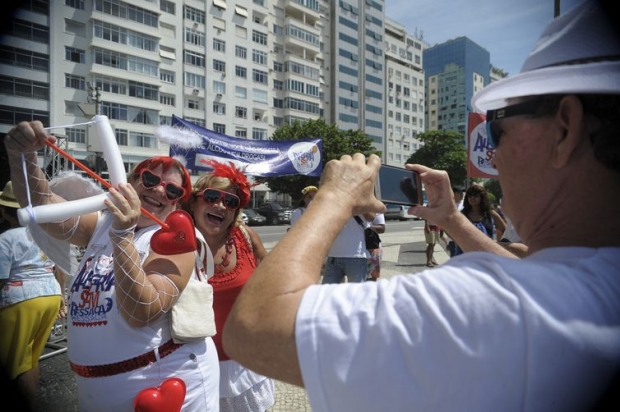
left=183, top=160, right=275, bottom=412
left=3, top=118, right=220, bottom=412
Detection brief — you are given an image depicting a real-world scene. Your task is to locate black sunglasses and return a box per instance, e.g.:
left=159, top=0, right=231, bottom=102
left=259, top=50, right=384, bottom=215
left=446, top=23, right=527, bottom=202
left=485, top=100, right=543, bottom=149
left=197, top=188, right=241, bottom=210
left=140, top=170, right=185, bottom=201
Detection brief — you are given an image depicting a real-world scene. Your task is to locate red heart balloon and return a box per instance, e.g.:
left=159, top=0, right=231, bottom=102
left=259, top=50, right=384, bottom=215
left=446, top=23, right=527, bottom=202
left=150, top=210, right=197, bottom=255
left=134, top=377, right=186, bottom=412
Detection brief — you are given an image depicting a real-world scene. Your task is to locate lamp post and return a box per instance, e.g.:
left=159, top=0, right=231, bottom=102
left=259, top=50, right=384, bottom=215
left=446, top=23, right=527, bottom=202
left=87, top=82, right=101, bottom=115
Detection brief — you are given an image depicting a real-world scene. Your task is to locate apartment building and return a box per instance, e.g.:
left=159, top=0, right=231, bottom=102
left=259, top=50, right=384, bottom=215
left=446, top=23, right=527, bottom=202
left=0, top=0, right=434, bottom=186
left=383, top=17, right=424, bottom=166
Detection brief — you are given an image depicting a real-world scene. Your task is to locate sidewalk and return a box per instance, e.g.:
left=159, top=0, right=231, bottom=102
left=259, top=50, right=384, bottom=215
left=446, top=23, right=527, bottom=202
left=32, top=226, right=448, bottom=412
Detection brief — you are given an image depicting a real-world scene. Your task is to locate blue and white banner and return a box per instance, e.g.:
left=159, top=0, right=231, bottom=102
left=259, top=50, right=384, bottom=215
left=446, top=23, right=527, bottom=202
left=168, top=116, right=323, bottom=177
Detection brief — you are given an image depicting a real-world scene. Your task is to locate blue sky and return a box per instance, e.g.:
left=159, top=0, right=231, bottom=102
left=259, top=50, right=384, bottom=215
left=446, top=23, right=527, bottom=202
left=385, top=0, right=586, bottom=77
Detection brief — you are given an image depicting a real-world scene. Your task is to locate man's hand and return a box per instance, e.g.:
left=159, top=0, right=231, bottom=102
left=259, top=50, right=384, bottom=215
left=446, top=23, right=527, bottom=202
left=319, top=154, right=385, bottom=217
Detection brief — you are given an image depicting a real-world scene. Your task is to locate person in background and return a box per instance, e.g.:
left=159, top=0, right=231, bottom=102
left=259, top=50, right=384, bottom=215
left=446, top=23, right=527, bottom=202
left=0, top=181, right=63, bottom=409
left=446, top=186, right=464, bottom=257
left=322, top=212, right=369, bottom=284
left=222, top=2, right=620, bottom=410
left=4, top=120, right=219, bottom=411
left=452, top=184, right=506, bottom=255
left=290, top=185, right=318, bottom=226
left=365, top=213, right=385, bottom=281
left=183, top=160, right=274, bottom=412
left=423, top=219, right=441, bottom=267
left=498, top=216, right=528, bottom=258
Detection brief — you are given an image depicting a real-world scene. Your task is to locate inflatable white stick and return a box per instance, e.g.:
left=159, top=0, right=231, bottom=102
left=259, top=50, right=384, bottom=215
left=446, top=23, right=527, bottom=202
left=17, top=115, right=127, bottom=225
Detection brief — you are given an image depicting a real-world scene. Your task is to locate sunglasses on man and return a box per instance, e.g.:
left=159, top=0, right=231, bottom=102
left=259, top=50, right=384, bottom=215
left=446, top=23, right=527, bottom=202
left=139, top=170, right=185, bottom=201
left=196, top=188, right=241, bottom=210
left=486, top=100, right=544, bottom=149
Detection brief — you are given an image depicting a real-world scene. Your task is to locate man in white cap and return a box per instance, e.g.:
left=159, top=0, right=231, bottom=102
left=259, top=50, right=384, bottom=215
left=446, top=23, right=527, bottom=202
left=223, top=1, right=620, bottom=411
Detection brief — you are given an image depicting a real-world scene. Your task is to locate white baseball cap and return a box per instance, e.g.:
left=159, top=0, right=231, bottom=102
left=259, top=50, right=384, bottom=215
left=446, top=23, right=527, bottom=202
left=472, top=0, right=620, bottom=112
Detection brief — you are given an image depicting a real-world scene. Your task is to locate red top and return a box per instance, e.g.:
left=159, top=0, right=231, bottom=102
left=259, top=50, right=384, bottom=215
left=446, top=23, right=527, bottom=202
left=208, top=226, right=257, bottom=361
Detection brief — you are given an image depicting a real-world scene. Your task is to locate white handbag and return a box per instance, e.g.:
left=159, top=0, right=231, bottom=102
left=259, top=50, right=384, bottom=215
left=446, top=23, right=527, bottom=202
left=170, top=234, right=216, bottom=344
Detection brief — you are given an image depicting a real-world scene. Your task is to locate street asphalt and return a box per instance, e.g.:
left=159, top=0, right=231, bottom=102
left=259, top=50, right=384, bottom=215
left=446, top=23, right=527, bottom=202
left=20, top=224, right=447, bottom=412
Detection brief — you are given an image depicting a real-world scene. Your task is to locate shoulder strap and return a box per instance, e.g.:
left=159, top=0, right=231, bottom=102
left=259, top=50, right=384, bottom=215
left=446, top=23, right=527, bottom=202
left=353, top=216, right=364, bottom=227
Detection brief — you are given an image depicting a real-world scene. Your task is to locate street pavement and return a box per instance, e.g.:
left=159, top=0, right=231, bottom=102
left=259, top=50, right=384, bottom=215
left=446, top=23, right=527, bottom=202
left=29, top=224, right=448, bottom=412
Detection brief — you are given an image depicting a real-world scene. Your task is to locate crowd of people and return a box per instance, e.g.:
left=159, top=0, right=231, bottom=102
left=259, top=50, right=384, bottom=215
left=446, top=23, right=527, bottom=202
left=1, top=1, right=619, bottom=411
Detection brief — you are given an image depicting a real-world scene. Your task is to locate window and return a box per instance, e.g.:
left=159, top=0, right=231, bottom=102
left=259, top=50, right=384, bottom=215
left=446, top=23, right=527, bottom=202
left=252, top=30, right=267, bottom=45
left=213, top=81, right=226, bottom=94
left=185, top=72, right=205, bottom=89
left=160, top=70, right=175, bottom=84
left=273, top=98, right=283, bottom=108
left=235, top=86, right=247, bottom=99
left=235, top=128, right=247, bottom=138
left=129, top=81, right=158, bottom=101
left=66, top=0, right=85, bottom=10
left=253, top=89, right=268, bottom=103
left=213, top=123, right=226, bottom=134
left=185, top=50, right=206, bottom=67
left=160, top=94, right=175, bottom=106
left=213, top=59, right=226, bottom=72
left=160, top=1, right=175, bottom=14
left=185, top=28, right=205, bottom=46
left=235, top=106, right=247, bottom=118
left=235, top=45, right=247, bottom=59
left=236, top=66, right=247, bottom=78
left=252, top=69, right=268, bottom=84
left=65, top=127, right=86, bottom=143
left=213, top=38, right=225, bottom=52
left=65, top=74, right=85, bottom=90
left=65, top=47, right=85, bottom=63
left=252, top=128, right=267, bottom=140
left=252, top=49, right=268, bottom=65
left=185, top=117, right=205, bottom=127
left=185, top=6, right=205, bottom=24
left=187, top=99, right=200, bottom=110
left=273, top=80, right=283, bottom=90
left=213, top=102, right=226, bottom=115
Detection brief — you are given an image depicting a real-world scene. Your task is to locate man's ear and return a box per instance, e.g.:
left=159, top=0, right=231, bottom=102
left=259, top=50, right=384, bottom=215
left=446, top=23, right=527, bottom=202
left=552, top=95, right=585, bottom=169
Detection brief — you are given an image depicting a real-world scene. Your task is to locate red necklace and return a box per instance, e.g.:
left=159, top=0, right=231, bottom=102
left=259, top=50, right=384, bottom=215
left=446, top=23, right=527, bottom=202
left=215, top=236, right=234, bottom=274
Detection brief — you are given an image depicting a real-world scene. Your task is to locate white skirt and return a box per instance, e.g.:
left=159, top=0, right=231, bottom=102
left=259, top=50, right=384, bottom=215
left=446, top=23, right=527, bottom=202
left=219, top=359, right=275, bottom=412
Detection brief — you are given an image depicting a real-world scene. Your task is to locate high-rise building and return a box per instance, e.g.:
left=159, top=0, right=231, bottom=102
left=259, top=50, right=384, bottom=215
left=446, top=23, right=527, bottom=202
left=383, top=17, right=425, bottom=166
left=0, top=0, right=435, bottom=185
left=423, top=36, right=490, bottom=136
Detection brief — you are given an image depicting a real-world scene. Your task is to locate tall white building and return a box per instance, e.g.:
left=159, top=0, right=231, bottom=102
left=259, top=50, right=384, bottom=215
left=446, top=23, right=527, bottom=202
left=1, top=0, right=429, bottom=184
left=383, top=17, right=425, bottom=166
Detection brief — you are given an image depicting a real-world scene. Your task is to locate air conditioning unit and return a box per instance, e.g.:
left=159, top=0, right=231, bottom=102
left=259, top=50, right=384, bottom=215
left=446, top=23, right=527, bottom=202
left=216, top=93, right=223, bottom=98
left=193, top=88, right=199, bottom=94
left=221, top=73, right=226, bottom=78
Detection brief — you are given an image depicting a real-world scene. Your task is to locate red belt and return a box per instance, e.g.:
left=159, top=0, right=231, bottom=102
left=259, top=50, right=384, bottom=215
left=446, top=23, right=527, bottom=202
left=70, top=339, right=183, bottom=378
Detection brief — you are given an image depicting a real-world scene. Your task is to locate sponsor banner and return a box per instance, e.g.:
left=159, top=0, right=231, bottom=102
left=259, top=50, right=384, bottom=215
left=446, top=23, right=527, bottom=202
left=169, top=115, right=323, bottom=177
left=467, top=112, right=499, bottom=179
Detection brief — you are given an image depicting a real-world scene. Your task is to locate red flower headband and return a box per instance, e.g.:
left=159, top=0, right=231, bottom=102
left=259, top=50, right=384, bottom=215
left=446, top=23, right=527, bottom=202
left=201, top=159, right=253, bottom=208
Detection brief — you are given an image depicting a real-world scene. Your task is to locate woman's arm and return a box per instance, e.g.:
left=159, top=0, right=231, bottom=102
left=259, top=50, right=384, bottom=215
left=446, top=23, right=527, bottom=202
left=105, top=184, right=196, bottom=327
left=244, top=225, right=268, bottom=262
left=4, top=121, right=98, bottom=246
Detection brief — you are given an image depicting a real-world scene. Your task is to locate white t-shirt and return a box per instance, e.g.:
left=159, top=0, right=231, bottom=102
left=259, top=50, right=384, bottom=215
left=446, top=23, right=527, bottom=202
left=296, top=247, right=620, bottom=412
left=327, top=217, right=368, bottom=259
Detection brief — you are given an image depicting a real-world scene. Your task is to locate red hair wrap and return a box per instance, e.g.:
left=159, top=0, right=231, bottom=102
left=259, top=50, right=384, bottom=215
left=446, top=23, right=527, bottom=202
left=201, top=159, right=253, bottom=208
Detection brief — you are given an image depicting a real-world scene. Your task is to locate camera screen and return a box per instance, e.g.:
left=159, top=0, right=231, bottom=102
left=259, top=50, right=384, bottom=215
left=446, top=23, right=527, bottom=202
left=375, top=165, right=423, bottom=206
